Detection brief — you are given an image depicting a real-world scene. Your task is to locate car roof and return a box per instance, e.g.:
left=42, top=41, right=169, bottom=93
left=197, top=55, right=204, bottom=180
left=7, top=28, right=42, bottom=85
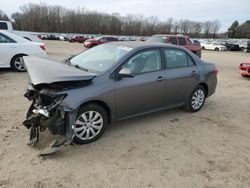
left=108, top=41, right=181, bottom=49
left=152, top=34, right=188, bottom=38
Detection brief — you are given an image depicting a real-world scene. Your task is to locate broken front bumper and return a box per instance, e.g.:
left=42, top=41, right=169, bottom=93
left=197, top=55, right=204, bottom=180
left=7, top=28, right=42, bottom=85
left=22, top=88, right=78, bottom=147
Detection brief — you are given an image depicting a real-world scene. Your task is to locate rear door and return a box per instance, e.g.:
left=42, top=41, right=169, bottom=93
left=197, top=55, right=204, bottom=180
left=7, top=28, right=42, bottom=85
left=115, top=48, right=166, bottom=118
left=163, top=48, right=200, bottom=106
left=0, top=33, right=19, bottom=67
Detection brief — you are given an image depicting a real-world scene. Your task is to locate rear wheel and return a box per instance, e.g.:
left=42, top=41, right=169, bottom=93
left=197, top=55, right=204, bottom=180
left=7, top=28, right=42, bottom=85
left=215, top=47, right=219, bottom=51
left=10, top=55, right=27, bottom=72
left=73, top=104, right=108, bottom=144
left=202, top=46, right=205, bottom=50
left=186, top=86, right=206, bottom=112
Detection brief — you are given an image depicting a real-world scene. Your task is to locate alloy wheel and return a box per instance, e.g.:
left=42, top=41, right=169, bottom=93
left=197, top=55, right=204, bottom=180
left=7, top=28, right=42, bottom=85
left=74, top=111, right=103, bottom=141
left=14, top=56, right=26, bottom=71
left=191, top=89, right=205, bottom=110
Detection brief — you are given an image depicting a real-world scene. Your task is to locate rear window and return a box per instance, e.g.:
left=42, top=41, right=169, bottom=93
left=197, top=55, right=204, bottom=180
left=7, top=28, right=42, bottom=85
left=0, top=22, right=8, bottom=30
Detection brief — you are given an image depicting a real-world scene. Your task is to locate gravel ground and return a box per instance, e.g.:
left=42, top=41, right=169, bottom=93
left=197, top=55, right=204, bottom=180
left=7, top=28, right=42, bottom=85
left=0, top=41, right=250, bottom=188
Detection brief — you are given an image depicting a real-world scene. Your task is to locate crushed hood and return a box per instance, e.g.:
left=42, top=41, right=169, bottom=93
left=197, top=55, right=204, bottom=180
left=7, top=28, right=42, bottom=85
left=24, top=56, right=97, bottom=85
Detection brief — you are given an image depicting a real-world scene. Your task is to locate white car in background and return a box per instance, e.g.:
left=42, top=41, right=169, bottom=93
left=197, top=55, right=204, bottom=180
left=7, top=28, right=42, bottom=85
left=201, top=42, right=227, bottom=51
left=0, top=30, right=47, bottom=72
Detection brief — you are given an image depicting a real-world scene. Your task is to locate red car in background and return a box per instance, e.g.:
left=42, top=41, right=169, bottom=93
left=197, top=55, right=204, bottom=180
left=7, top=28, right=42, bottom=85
left=84, top=36, right=119, bottom=48
left=69, top=35, right=86, bottom=43
left=148, top=34, right=202, bottom=57
left=239, top=60, right=250, bottom=77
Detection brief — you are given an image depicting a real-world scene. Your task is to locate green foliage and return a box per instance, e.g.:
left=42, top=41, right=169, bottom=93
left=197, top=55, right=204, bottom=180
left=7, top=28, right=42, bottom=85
left=227, top=20, right=250, bottom=38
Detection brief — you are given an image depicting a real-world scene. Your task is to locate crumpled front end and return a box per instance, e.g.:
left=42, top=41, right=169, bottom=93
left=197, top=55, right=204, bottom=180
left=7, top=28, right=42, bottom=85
left=22, top=82, right=85, bottom=154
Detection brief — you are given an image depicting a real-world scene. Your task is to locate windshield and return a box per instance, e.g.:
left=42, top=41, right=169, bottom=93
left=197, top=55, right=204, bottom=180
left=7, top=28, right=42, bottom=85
left=70, top=44, right=132, bottom=73
left=95, top=36, right=102, bottom=40
left=147, top=36, right=167, bottom=42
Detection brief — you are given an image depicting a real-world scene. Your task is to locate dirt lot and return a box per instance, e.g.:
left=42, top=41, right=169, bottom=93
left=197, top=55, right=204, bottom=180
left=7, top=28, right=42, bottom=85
left=0, top=41, right=250, bottom=188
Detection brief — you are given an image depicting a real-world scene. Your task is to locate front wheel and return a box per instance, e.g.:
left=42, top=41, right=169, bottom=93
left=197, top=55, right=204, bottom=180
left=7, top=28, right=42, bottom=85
left=186, top=86, right=206, bottom=112
left=73, top=104, right=108, bottom=144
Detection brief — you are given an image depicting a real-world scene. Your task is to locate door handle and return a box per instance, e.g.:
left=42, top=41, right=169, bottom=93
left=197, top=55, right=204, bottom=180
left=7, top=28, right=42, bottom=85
left=191, top=71, right=197, bottom=75
left=156, top=76, right=164, bottom=81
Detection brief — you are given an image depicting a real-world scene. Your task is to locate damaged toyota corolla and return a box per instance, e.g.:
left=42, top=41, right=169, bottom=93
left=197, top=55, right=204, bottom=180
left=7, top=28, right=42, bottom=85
left=23, top=42, right=217, bottom=155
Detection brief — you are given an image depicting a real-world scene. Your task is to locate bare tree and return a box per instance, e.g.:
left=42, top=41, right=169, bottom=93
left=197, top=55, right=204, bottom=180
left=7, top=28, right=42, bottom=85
left=211, top=20, right=221, bottom=38
left=0, top=9, right=9, bottom=21
left=8, top=3, right=225, bottom=38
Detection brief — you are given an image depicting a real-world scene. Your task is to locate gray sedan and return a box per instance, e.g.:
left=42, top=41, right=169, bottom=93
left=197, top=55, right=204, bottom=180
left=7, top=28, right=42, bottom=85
left=23, top=42, right=217, bottom=151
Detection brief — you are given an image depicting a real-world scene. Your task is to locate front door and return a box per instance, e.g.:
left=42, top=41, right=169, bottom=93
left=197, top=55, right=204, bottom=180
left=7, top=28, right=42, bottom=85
left=115, top=49, right=166, bottom=119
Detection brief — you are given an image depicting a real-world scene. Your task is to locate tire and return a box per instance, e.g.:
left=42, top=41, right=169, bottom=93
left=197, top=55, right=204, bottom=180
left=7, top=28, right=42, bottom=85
left=201, top=46, right=205, bottom=50
left=186, top=85, right=206, bottom=112
left=10, top=55, right=27, bottom=72
left=243, top=48, right=248, bottom=53
left=73, top=104, right=108, bottom=144
left=215, top=47, right=219, bottom=51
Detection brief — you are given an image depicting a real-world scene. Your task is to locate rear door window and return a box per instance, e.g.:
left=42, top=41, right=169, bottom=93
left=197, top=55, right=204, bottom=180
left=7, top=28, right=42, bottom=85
left=168, top=37, right=177, bottom=45
left=164, top=48, right=190, bottom=68
left=178, top=37, right=187, bottom=45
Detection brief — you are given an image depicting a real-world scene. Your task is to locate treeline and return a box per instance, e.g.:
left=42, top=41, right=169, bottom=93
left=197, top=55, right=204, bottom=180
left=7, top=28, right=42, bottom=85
left=2, top=3, right=221, bottom=38
left=227, top=20, right=250, bottom=38
left=0, top=9, right=9, bottom=21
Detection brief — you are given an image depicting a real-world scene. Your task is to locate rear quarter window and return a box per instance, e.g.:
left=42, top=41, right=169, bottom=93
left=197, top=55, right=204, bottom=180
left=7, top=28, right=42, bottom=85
left=0, top=33, right=15, bottom=43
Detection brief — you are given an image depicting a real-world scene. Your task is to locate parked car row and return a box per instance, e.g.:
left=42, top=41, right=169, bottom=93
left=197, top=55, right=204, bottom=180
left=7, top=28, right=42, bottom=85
left=200, top=40, right=250, bottom=52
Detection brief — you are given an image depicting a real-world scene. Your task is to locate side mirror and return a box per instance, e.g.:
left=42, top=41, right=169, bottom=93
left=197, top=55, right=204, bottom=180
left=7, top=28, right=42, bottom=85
left=118, top=68, right=134, bottom=78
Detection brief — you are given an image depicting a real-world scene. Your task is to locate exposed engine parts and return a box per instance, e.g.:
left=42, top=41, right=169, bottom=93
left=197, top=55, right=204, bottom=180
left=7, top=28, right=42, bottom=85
left=23, top=85, right=73, bottom=155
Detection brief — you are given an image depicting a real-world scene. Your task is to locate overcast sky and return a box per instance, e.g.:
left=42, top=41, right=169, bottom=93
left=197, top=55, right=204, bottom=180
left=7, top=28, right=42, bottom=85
left=1, top=0, right=249, bottom=32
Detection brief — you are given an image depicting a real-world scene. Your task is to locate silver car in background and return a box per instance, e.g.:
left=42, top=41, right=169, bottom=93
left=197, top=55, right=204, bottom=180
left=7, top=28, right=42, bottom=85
left=23, top=42, right=217, bottom=152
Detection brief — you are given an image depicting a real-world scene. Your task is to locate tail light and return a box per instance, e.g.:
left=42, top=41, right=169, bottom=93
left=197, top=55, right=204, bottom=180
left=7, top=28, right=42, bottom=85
left=40, top=44, right=46, bottom=51
left=214, top=68, right=218, bottom=75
